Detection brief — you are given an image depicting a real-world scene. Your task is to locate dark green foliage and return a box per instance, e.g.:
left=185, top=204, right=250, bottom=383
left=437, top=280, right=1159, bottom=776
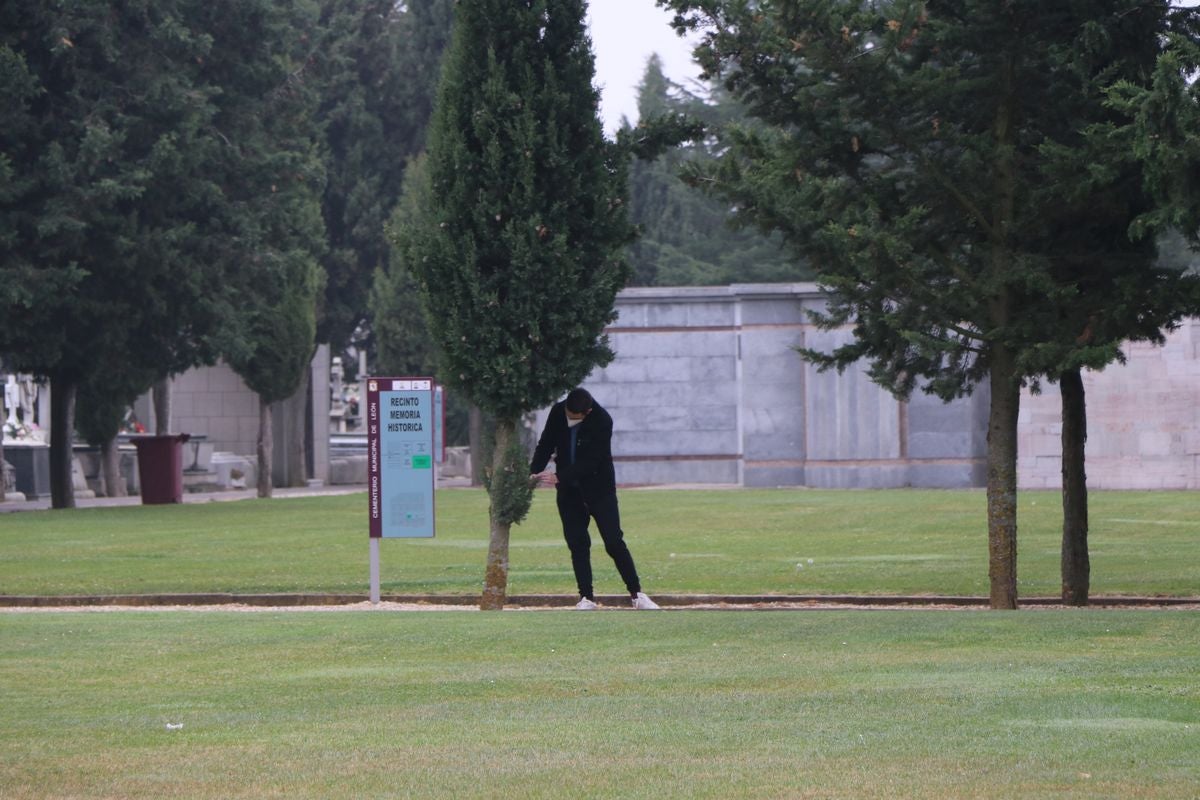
left=661, top=0, right=1199, bottom=396
left=224, top=253, right=323, bottom=406
left=0, top=0, right=229, bottom=384
left=1037, top=3, right=1200, bottom=603
left=375, top=156, right=473, bottom=448
left=184, top=0, right=326, bottom=405
left=0, top=0, right=244, bottom=503
left=1011, top=3, right=1200, bottom=382
left=410, top=0, right=636, bottom=606
left=314, top=0, right=454, bottom=350
left=663, top=1, right=1029, bottom=400
left=375, top=156, right=437, bottom=378
left=624, top=56, right=809, bottom=286
left=660, top=0, right=1200, bottom=608
left=369, top=255, right=432, bottom=377
left=0, top=0, right=452, bottom=430
left=480, top=425, right=536, bottom=527
left=0, top=0, right=329, bottom=499
left=75, top=358, right=159, bottom=447
left=410, top=0, right=635, bottom=424
left=1103, top=9, right=1200, bottom=245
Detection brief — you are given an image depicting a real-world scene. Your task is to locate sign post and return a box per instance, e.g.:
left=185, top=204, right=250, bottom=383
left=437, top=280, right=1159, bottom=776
left=367, top=377, right=436, bottom=604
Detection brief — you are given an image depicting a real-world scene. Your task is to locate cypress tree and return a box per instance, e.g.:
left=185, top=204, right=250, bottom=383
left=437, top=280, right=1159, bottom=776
left=409, top=0, right=634, bottom=609
left=207, top=0, right=327, bottom=499
left=1, top=0, right=333, bottom=506
left=313, top=0, right=455, bottom=352
left=374, top=157, right=438, bottom=379
left=625, top=56, right=807, bottom=286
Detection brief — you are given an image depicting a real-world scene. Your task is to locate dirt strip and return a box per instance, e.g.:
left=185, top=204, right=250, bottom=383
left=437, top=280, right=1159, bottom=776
left=1, top=594, right=1197, bottom=612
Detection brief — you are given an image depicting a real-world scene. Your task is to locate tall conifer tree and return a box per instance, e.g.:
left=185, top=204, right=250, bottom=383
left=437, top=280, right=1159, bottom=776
left=625, top=56, right=806, bottom=286
left=314, top=0, right=455, bottom=351
left=209, top=0, right=326, bottom=499
left=1012, top=4, right=1200, bottom=604
left=0, top=0, right=235, bottom=507
left=408, top=0, right=634, bottom=609
left=661, top=0, right=1200, bottom=608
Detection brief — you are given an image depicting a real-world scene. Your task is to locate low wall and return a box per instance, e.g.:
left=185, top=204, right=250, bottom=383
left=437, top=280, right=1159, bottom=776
left=585, top=284, right=989, bottom=489
left=129, top=285, right=1197, bottom=492
left=576, top=284, right=1197, bottom=490
left=134, top=345, right=332, bottom=486
left=1017, top=317, right=1200, bottom=490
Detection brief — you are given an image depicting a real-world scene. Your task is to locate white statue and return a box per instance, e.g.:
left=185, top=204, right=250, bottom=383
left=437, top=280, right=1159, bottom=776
left=18, top=374, right=37, bottom=426
left=329, top=357, right=347, bottom=432
left=3, top=375, right=18, bottom=428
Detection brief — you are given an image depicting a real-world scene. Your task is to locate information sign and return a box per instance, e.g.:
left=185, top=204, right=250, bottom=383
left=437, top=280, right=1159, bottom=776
left=367, top=377, right=435, bottom=539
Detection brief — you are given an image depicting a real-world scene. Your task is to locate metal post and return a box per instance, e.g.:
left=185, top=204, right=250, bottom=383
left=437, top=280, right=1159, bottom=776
left=370, top=536, right=381, bottom=605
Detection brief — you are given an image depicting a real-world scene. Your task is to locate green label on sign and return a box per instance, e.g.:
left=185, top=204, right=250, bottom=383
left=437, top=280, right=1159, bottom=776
left=412, top=454, right=432, bottom=469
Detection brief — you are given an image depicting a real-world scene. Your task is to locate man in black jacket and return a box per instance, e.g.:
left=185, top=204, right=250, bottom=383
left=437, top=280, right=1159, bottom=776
left=530, top=388, right=659, bottom=610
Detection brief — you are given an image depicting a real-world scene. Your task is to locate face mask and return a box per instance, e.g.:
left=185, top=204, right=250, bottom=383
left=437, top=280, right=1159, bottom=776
left=566, top=416, right=583, bottom=428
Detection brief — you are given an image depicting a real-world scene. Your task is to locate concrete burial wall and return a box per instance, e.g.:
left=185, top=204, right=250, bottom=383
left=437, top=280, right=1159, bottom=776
left=133, top=345, right=332, bottom=487
left=583, top=284, right=990, bottom=488
left=1017, top=317, right=1200, bottom=490
left=579, top=284, right=1198, bottom=490
left=145, top=283, right=1197, bottom=491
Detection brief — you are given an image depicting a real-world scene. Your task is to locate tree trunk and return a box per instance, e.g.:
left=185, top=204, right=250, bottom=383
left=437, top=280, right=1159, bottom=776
left=257, top=397, right=273, bottom=498
left=468, top=404, right=484, bottom=487
left=984, top=53, right=1020, bottom=610
left=153, top=378, right=172, bottom=434
left=49, top=374, right=77, bottom=510
left=986, top=354, right=1020, bottom=610
left=1060, top=368, right=1089, bottom=606
left=480, top=418, right=515, bottom=610
left=101, top=435, right=127, bottom=498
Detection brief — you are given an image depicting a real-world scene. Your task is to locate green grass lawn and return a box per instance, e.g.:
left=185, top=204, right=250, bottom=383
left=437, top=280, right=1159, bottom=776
left=2, top=490, right=1197, bottom=798
left=1, top=610, right=1197, bottom=799
left=1, top=488, right=1196, bottom=598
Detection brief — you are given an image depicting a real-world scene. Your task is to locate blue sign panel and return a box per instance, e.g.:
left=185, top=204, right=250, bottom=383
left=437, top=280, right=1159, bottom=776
left=367, top=378, right=435, bottom=538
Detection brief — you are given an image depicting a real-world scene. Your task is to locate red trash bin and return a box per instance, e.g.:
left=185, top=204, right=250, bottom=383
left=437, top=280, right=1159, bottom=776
left=131, top=434, right=191, bottom=504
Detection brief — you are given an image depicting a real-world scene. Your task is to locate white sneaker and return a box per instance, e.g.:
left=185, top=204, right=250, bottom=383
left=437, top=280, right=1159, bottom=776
left=632, top=592, right=660, bottom=610
left=575, top=597, right=598, bottom=610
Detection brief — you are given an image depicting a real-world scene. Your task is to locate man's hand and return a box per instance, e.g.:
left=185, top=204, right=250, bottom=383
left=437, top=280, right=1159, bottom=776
left=531, top=471, right=558, bottom=488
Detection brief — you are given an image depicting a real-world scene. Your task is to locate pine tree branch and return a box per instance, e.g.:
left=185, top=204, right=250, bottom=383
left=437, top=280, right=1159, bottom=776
left=879, top=118, right=998, bottom=242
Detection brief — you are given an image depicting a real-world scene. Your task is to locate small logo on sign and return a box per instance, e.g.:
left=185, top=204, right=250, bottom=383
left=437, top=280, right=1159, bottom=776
left=368, top=380, right=378, bottom=392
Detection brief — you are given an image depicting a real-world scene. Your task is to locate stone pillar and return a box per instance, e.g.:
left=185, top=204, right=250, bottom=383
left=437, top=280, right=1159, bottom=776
left=268, top=346, right=332, bottom=488
left=310, top=344, right=331, bottom=485
left=271, top=380, right=309, bottom=488
left=152, top=378, right=172, bottom=434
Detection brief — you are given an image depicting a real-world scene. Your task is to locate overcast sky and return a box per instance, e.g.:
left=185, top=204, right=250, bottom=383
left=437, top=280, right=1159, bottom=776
left=586, top=0, right=702, bottom=134
left=587, top=1, right=1200, bottom=133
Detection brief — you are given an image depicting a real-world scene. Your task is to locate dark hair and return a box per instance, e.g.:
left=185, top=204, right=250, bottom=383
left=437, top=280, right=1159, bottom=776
left=565, top=388, right=593, bottom=414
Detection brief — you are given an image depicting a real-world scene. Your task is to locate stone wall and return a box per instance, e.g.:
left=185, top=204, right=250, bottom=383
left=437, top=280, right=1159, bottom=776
left=584, top=284, right=990, bottom=488
left=145, top=362, right=261, bottom=455
left=132, top=284, right=1197, bottom=492
left=1017, top=317, right=1200, bottom=490
left=134, top=344, right=332, bottom=486
left=578, top=284, right=1198, bottom=489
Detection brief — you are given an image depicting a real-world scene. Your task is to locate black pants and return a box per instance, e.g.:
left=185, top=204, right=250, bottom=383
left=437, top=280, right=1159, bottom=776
left=556, top=487, right=641, bottom=599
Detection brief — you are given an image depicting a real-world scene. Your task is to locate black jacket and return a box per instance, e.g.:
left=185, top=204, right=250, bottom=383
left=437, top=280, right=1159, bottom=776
left=529, top=400, right=617, bottom=500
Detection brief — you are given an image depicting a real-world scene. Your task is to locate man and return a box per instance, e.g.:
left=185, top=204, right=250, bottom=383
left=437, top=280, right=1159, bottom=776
left=530, top=388, right=660, bottom=610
